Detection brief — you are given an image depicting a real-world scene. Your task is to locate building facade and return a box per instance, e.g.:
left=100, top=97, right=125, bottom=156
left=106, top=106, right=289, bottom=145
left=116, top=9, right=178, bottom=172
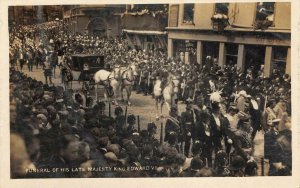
left=8, top=6, right=63, bottom=26
left=121, top=4, right=168, bottom=51
left=67, top=5, right=125, bottom=38
left=167, top=2, right=291, bottom=77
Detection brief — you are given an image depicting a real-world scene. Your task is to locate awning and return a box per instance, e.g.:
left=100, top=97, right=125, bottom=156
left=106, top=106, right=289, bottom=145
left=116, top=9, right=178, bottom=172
left=122, top=29, right=167, bottom=35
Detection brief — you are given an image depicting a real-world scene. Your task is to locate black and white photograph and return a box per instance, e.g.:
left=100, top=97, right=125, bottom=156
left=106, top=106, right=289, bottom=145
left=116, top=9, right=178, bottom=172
left=1, top=0, right=300, bottom=187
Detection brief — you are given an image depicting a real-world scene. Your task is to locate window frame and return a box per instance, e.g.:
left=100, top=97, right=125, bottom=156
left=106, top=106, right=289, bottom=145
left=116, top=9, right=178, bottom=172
left=254, top=2, right=276, bottom=27
left=182, top=3, right=195, bottom=25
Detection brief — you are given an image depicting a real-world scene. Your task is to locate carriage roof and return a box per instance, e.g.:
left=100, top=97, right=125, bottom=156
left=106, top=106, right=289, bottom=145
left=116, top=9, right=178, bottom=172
left=71, top=54, right=103, bottom=58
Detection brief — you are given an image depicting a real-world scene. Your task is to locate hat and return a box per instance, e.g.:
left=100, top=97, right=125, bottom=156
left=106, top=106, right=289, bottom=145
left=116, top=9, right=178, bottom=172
left=104, top=152, right=118, bottom=162
left=147, top=122, right=157, bottom=132
left=215, top=150, right=227, bottom=166
left=114, top=106, right=123, bottom=115
left=36, top=114, right=47, bottom=122
left=127, top=114, right=136, bottom=123
left=107, top=144, right=120, bottom=157
left=229, top=155, right=245, bottom=170
left=191, top=157, right=204, bottom=170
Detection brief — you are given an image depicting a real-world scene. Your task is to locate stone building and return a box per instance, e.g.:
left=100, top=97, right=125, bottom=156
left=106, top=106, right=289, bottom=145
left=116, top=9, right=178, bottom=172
left=120, top=4, right=168, bottom=51
left=167, top=2, right=291, bottom=77
left=67, top=5, right=125, bottom=38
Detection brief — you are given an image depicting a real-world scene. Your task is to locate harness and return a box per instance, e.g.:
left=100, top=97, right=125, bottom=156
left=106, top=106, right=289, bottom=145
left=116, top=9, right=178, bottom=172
left=121, top=68, right=134, bottom=83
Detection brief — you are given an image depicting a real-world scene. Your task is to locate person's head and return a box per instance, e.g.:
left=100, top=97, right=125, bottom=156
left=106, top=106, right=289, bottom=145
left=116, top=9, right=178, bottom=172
left=169, top=106, right=178, bottom=117
left=239, top=120, right=252, bottom=132
left=127, top=114, right=136, bottom=125
left=58, top=134, right=80, bottom=162
left=191, top=140, right=202, bottom=156
left=77, top=141, right=91, bottom=162
left=215, top=150, right=228, bottom=167
left=227, top=105, right=239, bottom=115
left=229, top=155, right=246, bottom=176
left=114, top=106, right=123, bottom=116
left=190, top=157, right=204, bottom=171
left=244, top=159, right=258, bottom=176
left=147, top=122, right=157, bottom=135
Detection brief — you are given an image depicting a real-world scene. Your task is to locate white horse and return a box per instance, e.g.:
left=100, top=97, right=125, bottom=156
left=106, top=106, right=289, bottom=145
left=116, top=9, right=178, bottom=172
left=120, top=63, right=138, bottom=106
left=93, top=67, right=121, bottom=105
left=153, top=74, right=180, bottom=120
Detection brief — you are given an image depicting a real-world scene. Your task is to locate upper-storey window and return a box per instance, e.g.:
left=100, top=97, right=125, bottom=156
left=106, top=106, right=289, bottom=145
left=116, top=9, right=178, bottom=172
left=183, top=4, right=194, bottom=24
left=254, top=2, right=275, bottom=29
left=215, top=3, right=229, bottom=15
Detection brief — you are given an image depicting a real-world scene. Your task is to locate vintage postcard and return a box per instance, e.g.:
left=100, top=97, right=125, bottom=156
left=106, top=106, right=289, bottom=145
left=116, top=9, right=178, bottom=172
left=0, top=0, right=299, bottom=187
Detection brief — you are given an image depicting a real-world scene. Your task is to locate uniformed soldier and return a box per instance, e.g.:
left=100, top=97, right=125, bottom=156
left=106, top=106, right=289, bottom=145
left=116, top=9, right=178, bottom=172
left=165, top=106, right=181, bottom=151
left=42, top=56, right=53, bottom=85
left=125, top=114, right=136, bottom=137
left=214, top=150, right=231, bottom=177
left=114, top=106, right=126, bottom=137
left=264, top=118, right=281, bottom=176
left=181, top=102, right=195, bottom=157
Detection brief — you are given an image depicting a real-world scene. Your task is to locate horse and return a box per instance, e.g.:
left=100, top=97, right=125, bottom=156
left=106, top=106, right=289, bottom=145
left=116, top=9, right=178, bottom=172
left=93, top=66, right=121, bottom=105
left=153, top=74, right=180, bottom=120
left=120, top=63, right=138, bottom=106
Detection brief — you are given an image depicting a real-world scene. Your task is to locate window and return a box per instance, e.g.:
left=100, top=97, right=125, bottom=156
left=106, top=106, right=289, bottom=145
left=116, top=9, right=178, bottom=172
left=254, top=2, right=275, bottom=29
left=183, top=4, right=194, bottom=24
left=272, top=46, right=287, bottom=75
left=225, top=43, right=238, bottom=66
left=215, top=3, right=229, bottom=15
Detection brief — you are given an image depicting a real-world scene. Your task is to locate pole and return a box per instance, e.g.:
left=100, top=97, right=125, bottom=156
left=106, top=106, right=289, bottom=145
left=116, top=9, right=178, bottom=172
left=108, top=102, right=111, bottom=118
left=137, top=115, right=140, bottom=132
left=139, top=71, right=143, bottom=85
left=160, top=122, right=163, bottom=145
left=261, top=157, right=264, bottom=176
left=124, top=106, right=128, bottom=127
left=263, top=95, right=268, bottom=113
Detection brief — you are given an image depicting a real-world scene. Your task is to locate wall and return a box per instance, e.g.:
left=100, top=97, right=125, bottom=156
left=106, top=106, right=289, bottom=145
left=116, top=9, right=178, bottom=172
left=274, top=2, right=291, bottom=29
left=121, top=14, right=167, bottom=31
left=194, top=3, right=214, bottom=29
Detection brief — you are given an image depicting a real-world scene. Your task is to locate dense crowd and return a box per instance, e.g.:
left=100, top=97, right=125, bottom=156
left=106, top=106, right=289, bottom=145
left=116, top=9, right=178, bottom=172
left=9, top=20, right=292, bottom=178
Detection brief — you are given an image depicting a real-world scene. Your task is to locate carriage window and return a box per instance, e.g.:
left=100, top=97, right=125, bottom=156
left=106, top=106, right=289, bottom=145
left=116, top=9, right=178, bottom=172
left=255, top=2, right=275, bottom=29
left=183, top=4, right=194, bottom=24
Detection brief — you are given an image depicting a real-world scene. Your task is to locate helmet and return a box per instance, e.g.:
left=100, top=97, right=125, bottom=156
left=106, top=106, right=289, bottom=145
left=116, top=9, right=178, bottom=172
left=114, top=106, right=123, bottom=115
left=215, top=150, right=228, bottom=166
left=127, top=114, right=136, bottom=123
left=147, top=122, right=157, bottom=132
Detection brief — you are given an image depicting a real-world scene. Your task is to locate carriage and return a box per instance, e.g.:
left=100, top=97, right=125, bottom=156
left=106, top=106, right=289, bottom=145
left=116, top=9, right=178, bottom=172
left=61, top=54, right=107, bottom=90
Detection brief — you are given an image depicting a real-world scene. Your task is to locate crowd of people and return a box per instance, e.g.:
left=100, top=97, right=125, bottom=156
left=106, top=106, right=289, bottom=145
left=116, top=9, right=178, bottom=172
left=9, top=20, right=292, bottom=178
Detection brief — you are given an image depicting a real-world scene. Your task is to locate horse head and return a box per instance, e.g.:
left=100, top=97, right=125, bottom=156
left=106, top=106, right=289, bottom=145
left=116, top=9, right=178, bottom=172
left=129, top=63, right=138, bottom=77
left=112, top=66, right=121, bottom=80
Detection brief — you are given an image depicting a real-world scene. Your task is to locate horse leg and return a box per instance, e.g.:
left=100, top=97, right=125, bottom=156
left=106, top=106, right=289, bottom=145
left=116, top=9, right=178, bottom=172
left=160, top=100, right=164, bottom=118
left=155, top=99, right=159, bottom=121
left=126, top=85, right=132, bottom=106
left=113, top=86, right=119, bottom=106
left=121, top=85, right=125, bottom=102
